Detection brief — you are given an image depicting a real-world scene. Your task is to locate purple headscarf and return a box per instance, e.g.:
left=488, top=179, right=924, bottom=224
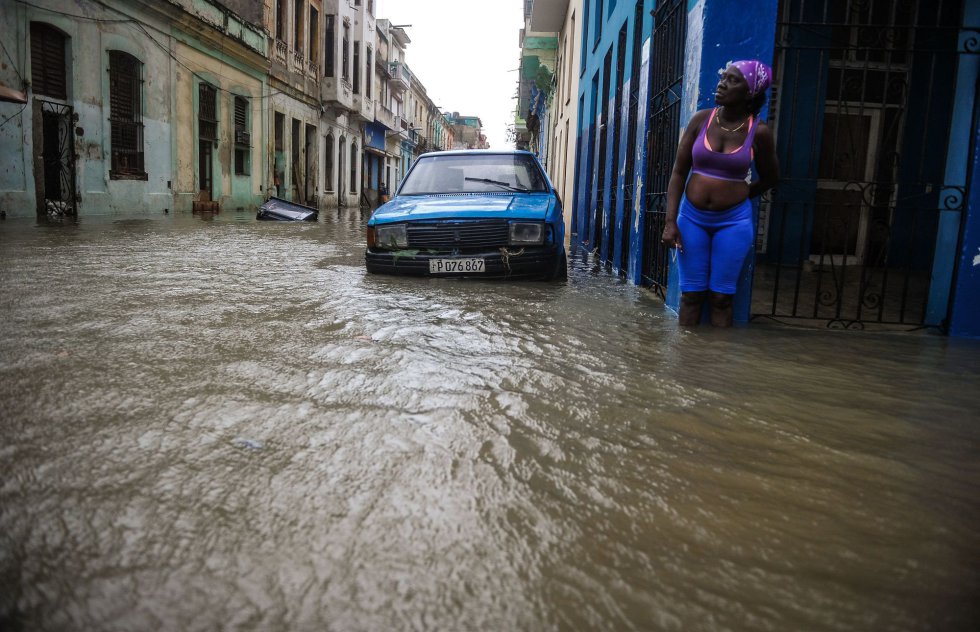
left=729, top=60, right=772, bottom=96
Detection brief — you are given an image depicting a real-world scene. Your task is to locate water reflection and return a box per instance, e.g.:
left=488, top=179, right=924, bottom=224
left=0, top=210, right=978, bottom=631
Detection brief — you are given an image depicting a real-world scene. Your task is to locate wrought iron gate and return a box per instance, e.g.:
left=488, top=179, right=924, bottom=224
left=754, top=0, right=973, bottom=329
left=37, top=99, right=77, bottom=216
left=641, top=0, right=686, bottom=297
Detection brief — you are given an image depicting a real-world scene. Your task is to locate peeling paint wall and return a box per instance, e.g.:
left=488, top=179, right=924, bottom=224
left=172, top=41, right=266, bottom=212
left=0, top=0, right=270, bottom=217
left=0, top=0, right=176, bottom=217
left=548, top=0, right=583, bottom=241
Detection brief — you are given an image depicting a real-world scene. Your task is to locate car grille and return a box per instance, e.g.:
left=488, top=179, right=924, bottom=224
left=406, top=220, right=510, bottom=249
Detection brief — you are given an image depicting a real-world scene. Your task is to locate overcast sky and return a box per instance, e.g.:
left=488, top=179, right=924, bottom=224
left=376, top=0, right=525, bottom=149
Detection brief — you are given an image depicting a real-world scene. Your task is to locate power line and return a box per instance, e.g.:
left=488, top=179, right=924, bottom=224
left=0, top=104, right=28, bottom=131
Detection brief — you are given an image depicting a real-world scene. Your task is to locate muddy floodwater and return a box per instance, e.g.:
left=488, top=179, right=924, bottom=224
left=1, top=210, right=979, bottom=631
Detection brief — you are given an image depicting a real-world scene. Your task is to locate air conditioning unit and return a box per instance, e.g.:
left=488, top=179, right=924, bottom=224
left=235, top=131, right=251, bottom=145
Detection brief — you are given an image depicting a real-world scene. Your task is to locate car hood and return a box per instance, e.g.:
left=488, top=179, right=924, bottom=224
left=370, top=193, right=555, bottom=224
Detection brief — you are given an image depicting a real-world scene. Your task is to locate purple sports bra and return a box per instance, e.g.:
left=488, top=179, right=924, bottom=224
left=690, top=108, right=757, bottom=182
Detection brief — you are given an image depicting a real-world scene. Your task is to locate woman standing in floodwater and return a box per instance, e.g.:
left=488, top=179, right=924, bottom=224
left=661, top=60, right=779, bottom=327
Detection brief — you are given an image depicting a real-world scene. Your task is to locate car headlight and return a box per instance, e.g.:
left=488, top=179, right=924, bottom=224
left=375, top=224, right=408, bottom=249
left=509, top=222, right=544, bottom=245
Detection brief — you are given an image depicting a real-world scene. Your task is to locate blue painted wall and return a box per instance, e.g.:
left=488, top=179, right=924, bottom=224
left=948, top=0, right=980, bottom=337
left=573, top=0, right=655, bottom=263
left=664, top=0, right=779, bottom=322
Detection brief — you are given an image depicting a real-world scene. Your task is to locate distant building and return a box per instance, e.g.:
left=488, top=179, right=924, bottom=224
left=447, top=113, right=488, bottom=150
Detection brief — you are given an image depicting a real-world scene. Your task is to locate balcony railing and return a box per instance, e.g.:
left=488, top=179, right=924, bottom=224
left=274, top=39, right=287, bottom=64
left=388, top=61, right=411, bottom=92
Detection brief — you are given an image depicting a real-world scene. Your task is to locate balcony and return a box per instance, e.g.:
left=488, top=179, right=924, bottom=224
left=388, top=61, right=411, bottom=94
left=274, top=39, right=287, bottom=64
left=394, top=117, right=411, bottom=141
left=352, top=94, right=374, bottom=123
left=322, top=77, right=354, bottom=111
left=375, top=103, right=397, bottom=130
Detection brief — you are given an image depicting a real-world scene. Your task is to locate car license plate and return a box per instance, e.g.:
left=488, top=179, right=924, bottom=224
left=429, top=258, right=485, bottom=274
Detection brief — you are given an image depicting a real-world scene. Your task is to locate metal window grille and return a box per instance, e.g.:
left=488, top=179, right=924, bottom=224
left=198, top=83, right=217, bottom=141
left=108, top=50, right=144, bottom=176
left=755, top=0, right=973, bottom=329
left=640, top=0, right=686, bottom=296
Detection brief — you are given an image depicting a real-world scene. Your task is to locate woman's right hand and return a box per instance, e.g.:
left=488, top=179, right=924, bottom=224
left=662, top=221, right=682, bottom=251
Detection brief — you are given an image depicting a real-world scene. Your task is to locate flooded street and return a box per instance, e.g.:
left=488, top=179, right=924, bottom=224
left=1, top=210, right=979, bottom=631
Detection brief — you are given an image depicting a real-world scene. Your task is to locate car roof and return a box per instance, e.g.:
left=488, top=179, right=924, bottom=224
left=415, top=149, right=537, bottom=158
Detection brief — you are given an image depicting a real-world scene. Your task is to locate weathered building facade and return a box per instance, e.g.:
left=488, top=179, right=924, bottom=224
left=0, top=0, right=266, bottom=217
left=0, top=0, right=475, bottom=219
left=524, top=0, right=980, bottom=337
left=447, top=113, right=488, bottom=149
left=265, top=0, right=321, bottom=207
left=519, top=0, right=582, bottom=238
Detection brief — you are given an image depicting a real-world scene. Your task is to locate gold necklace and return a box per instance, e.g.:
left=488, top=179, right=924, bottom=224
left=715, top=111, right=749, bottom=133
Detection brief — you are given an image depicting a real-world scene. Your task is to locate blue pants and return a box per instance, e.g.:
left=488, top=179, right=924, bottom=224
left=677, top=196, right=754, bottom=294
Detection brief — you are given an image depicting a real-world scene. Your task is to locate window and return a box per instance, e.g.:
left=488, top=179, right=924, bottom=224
left=294, top=1, right=305, bottom=53
left=274, top=111, right=284, bottom=151
left=292, top=118, right=301, bottom=174
left=324, top=133, right=334, bottom=191
left=567, top=12, right=575, bottom=101
left=581, top=2, right=590, bottom=74
left=353, top=42, right=360, bottom=94
left=309, top=8, right=319, bottom=63
left=30, top=23, right=67, bottom=99
left=342, top=23, right=350, bottom=80
left=275, top=0, right=286, bottom=41
left=324, top=15, right=335, bottom=77
left=198, top=83, right=217, bottom=141
left=350, top=142, right=357, bottom=192
left=365, top=47, right=372, bottom=99
left=594, top=0, right=604, bottom=47
left=108, top=50, right=144, bottom=178
left=234, top=96, right=250, bottom=176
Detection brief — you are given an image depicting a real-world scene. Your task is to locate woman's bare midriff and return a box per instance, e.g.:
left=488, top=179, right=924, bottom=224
left=685, top=173, right=750, bottom=211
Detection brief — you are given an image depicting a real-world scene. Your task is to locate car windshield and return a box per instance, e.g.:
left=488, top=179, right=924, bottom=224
left=398, top=154, right=550, bottom=195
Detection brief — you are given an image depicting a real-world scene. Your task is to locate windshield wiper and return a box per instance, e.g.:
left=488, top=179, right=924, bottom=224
left=464, top=177, right=529, bottom=192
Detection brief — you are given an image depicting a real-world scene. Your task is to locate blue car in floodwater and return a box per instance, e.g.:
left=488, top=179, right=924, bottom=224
left=365, top=150, right=567, bottom=280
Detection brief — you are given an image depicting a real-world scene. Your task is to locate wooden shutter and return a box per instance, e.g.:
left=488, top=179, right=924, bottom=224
left=30, top=23, right=67, bottom=99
